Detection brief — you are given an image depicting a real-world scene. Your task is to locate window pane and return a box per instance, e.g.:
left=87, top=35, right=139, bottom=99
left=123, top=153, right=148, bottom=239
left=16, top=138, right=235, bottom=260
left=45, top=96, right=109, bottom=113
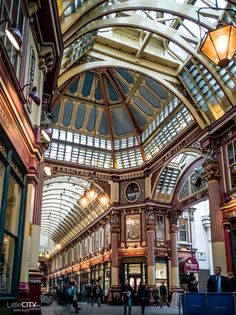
left=156, top=215, right=164, bottom=240
left=5, top=174, right=22, bottom=235
left=0, top=161, right=5, bottom=205
left=0, top=234, right=15, bottom=293
left=126, top=215, right=140, bottom=241
left=155, top=262, right=167, bottom=281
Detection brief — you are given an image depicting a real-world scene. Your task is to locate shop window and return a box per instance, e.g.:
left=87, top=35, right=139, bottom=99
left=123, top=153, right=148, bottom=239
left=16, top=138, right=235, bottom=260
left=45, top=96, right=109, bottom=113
left=155, top=261, right=167, bottom=284
left=0, top=134, right=26, bottom=297
left=178, top=218, right=189, bottom=243
left=156, top=215, right=165, bottom=240
left=0, top=160, right=5, bottom=203
left=227, top=141, right=236, bottom=188
left=126, top=214, right=141, bottom=241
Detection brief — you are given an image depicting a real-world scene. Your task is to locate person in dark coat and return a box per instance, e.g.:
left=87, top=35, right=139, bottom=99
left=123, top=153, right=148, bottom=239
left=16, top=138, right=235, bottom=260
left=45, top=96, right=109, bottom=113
left=137, top=281, right=148, bottom=315
left=159, top=282, right=170, bottom=307
left=207, top=266, right=229, bottom=292
left=227, top=272, right=236, bottom=292
left=152, top=285, right=159, bottom=306
left=188, top=277, right=198, bottom=292
left=121, top=281, right=134, bottom=315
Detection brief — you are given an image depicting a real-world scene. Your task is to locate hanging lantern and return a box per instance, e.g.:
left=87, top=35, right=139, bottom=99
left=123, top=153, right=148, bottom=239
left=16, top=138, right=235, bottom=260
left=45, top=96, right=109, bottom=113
left=86, top=187, right=98, bottom=202
left=56, top=243, right=62, bottom=251
left=45, top=251, right=50, bottom=259
left=98, top=194, right=109, bottom=207
left=199, top=23, right=236, bottom=67
left=79, top=195, right=90, bottom=208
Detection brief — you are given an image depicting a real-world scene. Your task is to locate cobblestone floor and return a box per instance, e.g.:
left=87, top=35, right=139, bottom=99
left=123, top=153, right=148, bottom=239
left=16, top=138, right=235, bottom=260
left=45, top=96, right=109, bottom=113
left=42, top=302, right=182, bottom=315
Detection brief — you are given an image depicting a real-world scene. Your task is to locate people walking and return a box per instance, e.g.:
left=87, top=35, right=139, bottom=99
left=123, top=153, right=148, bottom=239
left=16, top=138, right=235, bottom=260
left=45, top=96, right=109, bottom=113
left=95, top=283, right=103, bottom=307
left=207, top=266, right=229, bottom=292
left=68, top=281, right=79, bottom=313
left=85, top=283, right=93, bottom=305
left=159, top=282, right=170, bottom=307
left=152, top=285, right=159, bottom=306
left=121, top=280, right=134, bottom=315
left=137, top=281, right=148, bottom=315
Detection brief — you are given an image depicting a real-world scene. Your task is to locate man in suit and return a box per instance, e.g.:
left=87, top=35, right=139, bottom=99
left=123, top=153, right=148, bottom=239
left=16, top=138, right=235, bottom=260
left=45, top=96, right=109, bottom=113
left=207, top=266, right=229, bottom=292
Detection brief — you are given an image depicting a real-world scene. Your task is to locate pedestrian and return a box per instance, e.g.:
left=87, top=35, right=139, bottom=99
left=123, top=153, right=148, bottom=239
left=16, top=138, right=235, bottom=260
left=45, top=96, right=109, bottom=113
left=207, top=266, right=229, bottom=292
left=85, top=283, right=93, bottom=305
left=227, top=272, right=236, bottom=292
left=95, top=282, right=103, bottom=307
left=188, top=277, right=198, bottom=292
left=159, top=282, right=170, bottom=307
left=121, top=280, right=134, bottom=315
left=152, top=285, right=159, bottom=306
left=68, top=281, right=79, bottom=313
left=137, top=281, right=148, bottom=315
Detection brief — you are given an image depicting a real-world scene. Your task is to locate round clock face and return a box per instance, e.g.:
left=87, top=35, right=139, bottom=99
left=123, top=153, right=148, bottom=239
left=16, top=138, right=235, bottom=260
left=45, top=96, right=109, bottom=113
left=190, top=173, right=202, bottom=186
left=125, top=182, right=140, bottom=202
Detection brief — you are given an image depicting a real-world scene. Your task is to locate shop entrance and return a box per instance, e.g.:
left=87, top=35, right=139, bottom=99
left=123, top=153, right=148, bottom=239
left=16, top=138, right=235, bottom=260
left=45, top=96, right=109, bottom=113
left=121, top=257, right=146, bottom=304
left=128, top=275, right=142, bottom=293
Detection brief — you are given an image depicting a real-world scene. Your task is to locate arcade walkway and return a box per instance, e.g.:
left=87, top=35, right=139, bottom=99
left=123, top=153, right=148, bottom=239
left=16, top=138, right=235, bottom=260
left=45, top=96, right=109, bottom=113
left=42, top=303, right=181, bottom=315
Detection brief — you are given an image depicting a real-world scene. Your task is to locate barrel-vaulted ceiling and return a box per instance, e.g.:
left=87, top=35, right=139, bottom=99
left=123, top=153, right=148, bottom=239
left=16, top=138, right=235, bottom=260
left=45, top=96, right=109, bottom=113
left=40, top=0, right=236, bottom=254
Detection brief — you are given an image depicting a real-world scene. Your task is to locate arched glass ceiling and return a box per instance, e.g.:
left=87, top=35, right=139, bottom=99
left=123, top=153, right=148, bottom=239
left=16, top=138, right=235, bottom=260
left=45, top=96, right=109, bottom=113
left=154, top=152, right=201, bottom=202
left=51, top=1, right=236, bottom=171
left=40, top=175, right=108, bottom=254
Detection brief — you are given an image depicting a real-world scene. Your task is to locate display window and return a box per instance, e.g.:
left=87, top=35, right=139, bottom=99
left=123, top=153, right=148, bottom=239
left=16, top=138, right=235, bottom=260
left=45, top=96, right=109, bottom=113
left=0, top=131, right=26, bottom=298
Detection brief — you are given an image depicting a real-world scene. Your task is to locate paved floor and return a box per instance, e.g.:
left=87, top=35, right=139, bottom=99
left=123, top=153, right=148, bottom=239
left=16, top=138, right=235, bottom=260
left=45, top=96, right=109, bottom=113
left=42, top=302, right=182, bottom=315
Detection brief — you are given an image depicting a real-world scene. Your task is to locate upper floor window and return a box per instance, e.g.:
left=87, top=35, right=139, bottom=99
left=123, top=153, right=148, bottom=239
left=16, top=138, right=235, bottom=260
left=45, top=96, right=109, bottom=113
left=0, top=0, right=25, bottom=76
left=178, top=218, right=189, bottom=243
left=126, top=214, right=141, bottom=241
left=227, top=141, right=236, bottom=189
left=105, top=223, right=110, bottom=246
left=156, top=215, right=165, bottom=240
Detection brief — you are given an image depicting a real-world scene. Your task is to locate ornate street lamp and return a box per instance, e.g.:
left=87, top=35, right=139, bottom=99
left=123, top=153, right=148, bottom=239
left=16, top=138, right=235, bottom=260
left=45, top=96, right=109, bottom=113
left=198, top=2, right=236, bottom=67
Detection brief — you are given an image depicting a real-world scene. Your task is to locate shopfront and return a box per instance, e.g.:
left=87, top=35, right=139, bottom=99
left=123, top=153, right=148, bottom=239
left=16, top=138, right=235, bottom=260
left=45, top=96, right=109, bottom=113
left=0, top=128, right=27, bottom=299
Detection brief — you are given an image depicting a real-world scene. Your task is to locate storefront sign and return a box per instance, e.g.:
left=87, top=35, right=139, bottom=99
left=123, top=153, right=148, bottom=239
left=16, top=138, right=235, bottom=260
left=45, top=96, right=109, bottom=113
left=155, top=250, right=168, bottom=257
left=119, top=250, right=146, bottom=257
left=183, top=257, right=199, bottom=273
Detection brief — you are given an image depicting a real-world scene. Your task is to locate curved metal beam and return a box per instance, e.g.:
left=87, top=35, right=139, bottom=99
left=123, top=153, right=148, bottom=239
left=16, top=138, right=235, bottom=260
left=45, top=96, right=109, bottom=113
left=62, top=15, right=235, bottom=107
left=63, top=0, right=219, bottom=44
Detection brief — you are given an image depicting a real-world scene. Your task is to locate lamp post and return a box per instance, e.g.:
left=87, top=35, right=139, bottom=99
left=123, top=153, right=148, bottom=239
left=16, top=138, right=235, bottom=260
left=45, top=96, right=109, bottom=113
left=197, top=3, right=236, bottom=67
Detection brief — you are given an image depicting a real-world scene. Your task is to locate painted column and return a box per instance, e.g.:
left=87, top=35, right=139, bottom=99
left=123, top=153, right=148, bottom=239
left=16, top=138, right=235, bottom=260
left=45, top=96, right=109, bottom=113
left=201, top=215, right=214, bottom=275
left=145, top=207, right=155, bottom=287
left=169, top=211, right=180, bottom=291
left=108, top=211, right=120, bottom=304
left=28, top=162, right=45, bottom=313
left=203, top=154, right=227, bottom=273
left=18, top=175, right=37, bottom=310
left=221, top=204, right=236, bottom=273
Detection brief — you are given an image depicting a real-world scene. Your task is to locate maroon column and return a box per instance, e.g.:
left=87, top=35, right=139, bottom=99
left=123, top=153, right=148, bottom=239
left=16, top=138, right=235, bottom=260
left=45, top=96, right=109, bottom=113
left=203, top=159, right=226, bottom=271
left=169, top=211, right=180, bottom=292
left=108, top=211, right=120, bottom=304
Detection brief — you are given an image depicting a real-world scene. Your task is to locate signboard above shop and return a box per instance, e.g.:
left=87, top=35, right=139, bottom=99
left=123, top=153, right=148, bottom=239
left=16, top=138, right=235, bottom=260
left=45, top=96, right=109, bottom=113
left=179, top=256, right=199, bottom=273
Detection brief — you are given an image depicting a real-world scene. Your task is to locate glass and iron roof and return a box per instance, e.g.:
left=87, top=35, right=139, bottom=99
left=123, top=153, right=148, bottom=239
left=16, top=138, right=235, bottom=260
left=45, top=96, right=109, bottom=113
left=40, top=175, right=108, bottom=252
left=40, top=0, right=236, bottom=254
left=50, top=0, right=236, bottom=170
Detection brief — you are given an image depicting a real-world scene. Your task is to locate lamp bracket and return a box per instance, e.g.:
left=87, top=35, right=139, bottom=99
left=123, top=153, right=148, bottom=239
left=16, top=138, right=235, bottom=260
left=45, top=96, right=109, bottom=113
left=197, top=6, right=236, bottom=42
